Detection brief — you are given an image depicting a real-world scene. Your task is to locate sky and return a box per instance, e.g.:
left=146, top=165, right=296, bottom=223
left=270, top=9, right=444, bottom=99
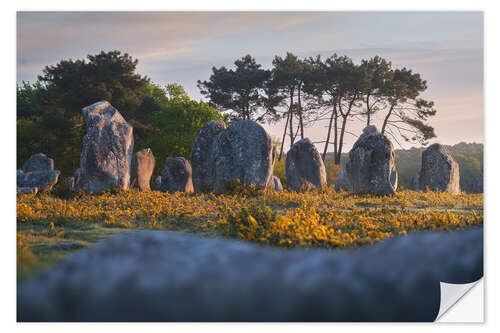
left=17, top=11, right=484, bottom=151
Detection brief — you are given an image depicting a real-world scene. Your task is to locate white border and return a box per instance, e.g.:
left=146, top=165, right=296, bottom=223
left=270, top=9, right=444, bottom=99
left=3, top=0, right=498, bottom=331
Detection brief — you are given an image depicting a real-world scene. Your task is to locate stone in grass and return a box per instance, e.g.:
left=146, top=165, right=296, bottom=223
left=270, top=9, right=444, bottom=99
left=160, top=157, right=194, bottom=193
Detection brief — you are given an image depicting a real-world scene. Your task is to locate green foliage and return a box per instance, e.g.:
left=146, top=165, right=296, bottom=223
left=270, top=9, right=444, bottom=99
left=198, top=55, right=271, bottom=122
left=139, top=85, right=224, bottom=175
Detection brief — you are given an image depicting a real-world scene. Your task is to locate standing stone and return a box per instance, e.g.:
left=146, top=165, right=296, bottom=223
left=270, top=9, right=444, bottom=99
left=343, top=125, right=397, bottom=195
left=22, top=153, right=54, bottom=172
left=410, top=171, right=421, bottom=191
left=191, top=120, right=227, bottom=192
left=334, top=166, right=353, bottom=191
left=270, top=176, right=283, bottom=191
left=213, top=120, right=274, bottom=193
left=73, top=101, right=134, bottom=192
left=130, top=148, right=155, bottom=191
left=419, top=143, right=460, bottom=194
left=152, top=176, right=162, bottom=192
left=17, top=153, right=60, bottom=193
left=286, top=138, right=327, bottom=191
left=160, top=157, right=194, bottom=193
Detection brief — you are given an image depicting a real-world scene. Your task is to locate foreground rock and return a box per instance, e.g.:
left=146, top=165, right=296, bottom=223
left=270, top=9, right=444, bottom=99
left=18, top=228, right=483, bottom=322
left=72, top=101, right=134, bottom=192
left=130, top=148, right=155, bottom=191
left=286, top=138, right=327, bottom=191
left=337, top=126, right=397, bottom=195
left=17, top=153, right=60, bottom=193
left=160, top=157, right=194, bottom=193
left=213, top=120, right=274, bottom=193
left=418, top=144, right=460, bottom=194
left=191, top=120, right=227, bottom=192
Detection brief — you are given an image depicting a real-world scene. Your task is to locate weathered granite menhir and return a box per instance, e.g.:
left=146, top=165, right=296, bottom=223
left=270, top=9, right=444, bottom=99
left=69, top=101, right=134, bottom=192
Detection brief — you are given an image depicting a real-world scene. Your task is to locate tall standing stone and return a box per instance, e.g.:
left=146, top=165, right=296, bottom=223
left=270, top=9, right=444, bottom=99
left=286, top=138, right=327, bottom=191
left=73, top=101, right=134, bottom=192
left=338, top=126, right=397, bottom=195
left=419, top=143, right=460, bottom=194
left=191, top=120, right=227, bottom=192
left=213, top=120, right=274, bottom=193
left=130, top=148, right=155, bottom=191
left=160, top=157, right=194, bottom=193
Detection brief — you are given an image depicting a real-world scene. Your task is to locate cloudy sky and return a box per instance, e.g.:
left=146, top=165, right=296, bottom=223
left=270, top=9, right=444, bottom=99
left=17, top=11, right=483, bottom=151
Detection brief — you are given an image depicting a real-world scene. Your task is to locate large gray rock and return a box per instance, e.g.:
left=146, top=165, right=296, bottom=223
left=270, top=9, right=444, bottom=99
left=17, top=186, right=38, bottom=196
left=419, top=144, right=460, bottom=194
left=17, top=170, right=60, bottom=193
left=160, top=157, right=194, bottom=193
left=130, top=148, right=155, bottom=191
left=73, top=101, right=134, bottom=192
left=191, top=120, right=227, bottom=192
left=343, top=126, right=397, bottom=195
left=410, top=171, right=421, bottom=191
left=270, top=175, right=283, bottom=191
left=17, top=228, right=483, bottom=322
left=17, top=153, right=60, bottom=193
left=286, top=138, right=327, bottom=191
left=334, top=166, right=353, bottom=191
left=22, top=153, right=54, bottom=172
left=213, top=120, right=274, bottom=193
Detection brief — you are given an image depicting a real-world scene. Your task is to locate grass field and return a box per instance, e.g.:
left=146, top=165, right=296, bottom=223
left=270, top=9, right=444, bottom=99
left=17, top=187, right=483, bottom=282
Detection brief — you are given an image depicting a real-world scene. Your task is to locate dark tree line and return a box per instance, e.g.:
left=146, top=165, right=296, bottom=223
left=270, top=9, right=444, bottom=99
left=17, top=51, right=223, bottom=176
left=198, top=53, right=437, bottom=163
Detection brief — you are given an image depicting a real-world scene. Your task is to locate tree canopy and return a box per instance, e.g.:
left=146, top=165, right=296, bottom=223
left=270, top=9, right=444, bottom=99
left=17, top=51, right=223, bottom=177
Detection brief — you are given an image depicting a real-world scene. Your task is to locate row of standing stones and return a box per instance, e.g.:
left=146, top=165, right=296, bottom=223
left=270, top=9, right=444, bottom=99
left=17, top=101, right=461, bottom=196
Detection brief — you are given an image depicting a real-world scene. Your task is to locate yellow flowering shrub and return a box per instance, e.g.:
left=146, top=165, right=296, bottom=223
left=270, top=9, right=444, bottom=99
left=17, top=188, right=483, bottom=250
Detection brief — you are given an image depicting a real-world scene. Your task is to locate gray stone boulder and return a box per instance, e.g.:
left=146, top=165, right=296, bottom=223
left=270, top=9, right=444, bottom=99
left=191, top=120, right=227, bottom=192
left=343, top=126, right=397, bottom=195
left=213, top=120, right=274, bottom=193
left=17, top=153, right=60, bottom=194
left=130, top=148, right=155, bottom=191
left=160, top=157, right=194, bottom=193
left=419, top=144, right=460, bottom=194
left=410, top=171, right=420, bottom=191
left=17, top=186, right=38, bottom=196
left=17, top=228, right=483, bottom=322
left=334, top=166, right=353, bottom=191
left=270, top=175, right=283, bottom=191
left=73, top=101, right=134, bottom=192
left=17, top=170, right=60, bottom=193
left=22, top=153, right=54, bottom=173
left=286, top=138, right=327, bottom=191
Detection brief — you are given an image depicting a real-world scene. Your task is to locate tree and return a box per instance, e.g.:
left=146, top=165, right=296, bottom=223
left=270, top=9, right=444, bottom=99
left=267, top=53, right=317, bottom=159
left=359, top=56, right=393, bottom=126
left=305, top=54, right=364, bottom=164
left=141, top=84, right=225, bottom=175
left=378, top=67, right=436, bottom=146
left=197, top=55, right=270, bottom=122
left=19, top=51, right=150, bottom=176
left=17, top=81, right=43, bottom=119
